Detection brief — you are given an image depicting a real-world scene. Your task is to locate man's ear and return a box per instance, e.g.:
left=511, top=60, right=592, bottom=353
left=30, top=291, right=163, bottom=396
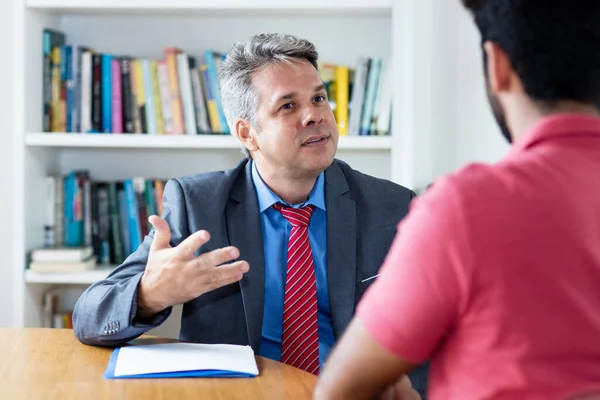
left=483, top=40, right=513, bottom=95
left=234, top=119, right=259, bottom=153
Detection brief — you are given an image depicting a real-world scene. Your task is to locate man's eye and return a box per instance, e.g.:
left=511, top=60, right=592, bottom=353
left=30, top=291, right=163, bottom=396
left=314, top=95, right=325, bottom=102
left=280, top=103, right=294, bottom=111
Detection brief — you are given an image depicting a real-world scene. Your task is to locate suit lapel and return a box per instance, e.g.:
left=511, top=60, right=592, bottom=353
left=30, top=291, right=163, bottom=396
left=325, top=161, right=357, bottom=339
left=226, top=161, right=265, bottom=352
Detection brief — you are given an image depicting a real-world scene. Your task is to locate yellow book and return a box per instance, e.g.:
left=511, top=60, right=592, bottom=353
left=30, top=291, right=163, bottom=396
left=150, top=61, right=165, bottom=134
left=51, top=47, right=63, bottom=132
left=132, top=60, right=147, bottom=133
left=165, top=48, right=185, bottom=134
left=200, top=64, right=221, bottom=133
left=334, top=65, right=349, bottom=135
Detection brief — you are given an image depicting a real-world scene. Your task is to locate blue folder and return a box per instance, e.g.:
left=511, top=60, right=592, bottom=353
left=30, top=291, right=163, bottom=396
left=104, top=348, right=258, bottom=379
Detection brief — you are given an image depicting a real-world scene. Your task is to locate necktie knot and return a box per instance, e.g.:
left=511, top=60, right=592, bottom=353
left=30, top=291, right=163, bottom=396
left=273, top=203, right=314, bottom=227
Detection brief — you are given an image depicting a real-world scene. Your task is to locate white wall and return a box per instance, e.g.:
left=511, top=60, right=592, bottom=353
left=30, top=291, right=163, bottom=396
left=409, top=1, right=509, bottom=191
left=453, top=4, right=509, bottom=170
left=0, top=0, right=14, bottom=326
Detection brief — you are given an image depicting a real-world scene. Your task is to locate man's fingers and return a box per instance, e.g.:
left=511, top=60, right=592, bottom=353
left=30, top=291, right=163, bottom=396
left=149, top=215, right=172, bottom=253
left=200, top=261, right=250, bottom=292
left=174, top=230, right=211, bottom=259
left=195, top=246, right=242, bottom=269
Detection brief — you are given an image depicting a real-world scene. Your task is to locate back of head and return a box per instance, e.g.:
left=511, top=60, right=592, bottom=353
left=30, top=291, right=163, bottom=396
left=461, top=0, right=600, bottom=109
left=219, top=33, right=319, bottom=135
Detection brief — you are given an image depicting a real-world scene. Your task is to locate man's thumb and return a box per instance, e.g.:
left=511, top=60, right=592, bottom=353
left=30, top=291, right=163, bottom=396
left=149, top=215, right=171, bottom=252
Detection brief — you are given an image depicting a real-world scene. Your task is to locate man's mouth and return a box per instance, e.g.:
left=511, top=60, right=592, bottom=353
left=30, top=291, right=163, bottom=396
left=302, top=135, right=330, bottom=146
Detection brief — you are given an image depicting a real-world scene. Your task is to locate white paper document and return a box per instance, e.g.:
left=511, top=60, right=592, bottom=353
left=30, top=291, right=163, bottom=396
left=113, top=342, right=259, bottom=377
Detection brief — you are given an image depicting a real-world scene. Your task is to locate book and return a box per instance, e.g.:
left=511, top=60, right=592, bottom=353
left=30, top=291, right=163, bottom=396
left=31, top=246, right=93, bottom=263
left=104, top=343, right=259, bottom=379
left=29, top=256, right=96, bottom=273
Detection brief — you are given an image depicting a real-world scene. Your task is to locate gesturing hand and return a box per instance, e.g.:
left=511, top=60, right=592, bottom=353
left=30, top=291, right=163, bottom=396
left=136, top=215, right=250, bottom=319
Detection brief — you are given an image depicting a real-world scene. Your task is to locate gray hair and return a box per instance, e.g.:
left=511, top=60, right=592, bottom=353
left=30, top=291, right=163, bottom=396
left=219, top=33, right=319, bottom=158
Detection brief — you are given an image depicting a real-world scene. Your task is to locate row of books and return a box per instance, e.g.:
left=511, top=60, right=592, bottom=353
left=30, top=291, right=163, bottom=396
left=42, top=28, right=391, bottom=137
left=319, top=58, right=391, bottom=136
left=44, top=170, right=167, bottom=267
left=43, top=29, right=229, bottom=136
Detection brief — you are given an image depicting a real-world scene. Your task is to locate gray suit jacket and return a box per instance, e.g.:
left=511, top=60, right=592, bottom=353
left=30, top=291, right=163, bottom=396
left=72, top=158, right=428, bottom=394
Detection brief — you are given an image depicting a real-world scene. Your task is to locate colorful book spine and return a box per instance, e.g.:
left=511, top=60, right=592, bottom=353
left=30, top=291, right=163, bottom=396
left=101, top=54, right=113, bottom=133
left=165, top=48, right=185, bottom=134
left=150, top=61, right=165, bottom=134
left=157, top=60, right=174, bottom=134
left=142, top=59, right=157, bottom=134
left=111, top=57, right=123, bottom=133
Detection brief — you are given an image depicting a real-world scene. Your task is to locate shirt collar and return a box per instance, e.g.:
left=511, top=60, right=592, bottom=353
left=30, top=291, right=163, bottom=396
left=251, top=160, right=326, bottom=213
left=510, top=113, right=600, bottom=156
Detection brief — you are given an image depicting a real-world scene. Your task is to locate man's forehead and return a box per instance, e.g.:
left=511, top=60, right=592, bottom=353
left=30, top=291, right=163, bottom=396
left=254, top=62, right=319, bottom=89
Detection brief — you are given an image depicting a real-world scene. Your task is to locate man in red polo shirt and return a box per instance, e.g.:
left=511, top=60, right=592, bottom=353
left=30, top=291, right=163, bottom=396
left=315, top=1, right=600, bottom=399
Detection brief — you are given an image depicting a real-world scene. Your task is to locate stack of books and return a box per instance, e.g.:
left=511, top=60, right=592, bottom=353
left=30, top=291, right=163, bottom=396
left=29, top=246, right=96, bottom=273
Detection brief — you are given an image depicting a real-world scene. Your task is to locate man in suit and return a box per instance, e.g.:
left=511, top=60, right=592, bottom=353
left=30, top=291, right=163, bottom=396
left=72, top=33, right=425, bottom=396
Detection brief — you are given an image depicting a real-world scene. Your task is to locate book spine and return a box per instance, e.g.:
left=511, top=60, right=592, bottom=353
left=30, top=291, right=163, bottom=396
left=165, top=48, right=185, bottom=134
left=204, top=50, right=229, bottom=133
left=334, top=65, right=349, bottom=136
left=72, top=46, right=83, bottom=133
left=123, top=180, right=141, bottom=252
left=120, top=57, right=134, bottom=134
left=107, top=182, right=124, bottom=264
left=190, top=66, right=210, bottom=133
left=63, top=46, right=74, bottom=132
left=157, top=60, right=174, bottom=134
left=117, top=183, right=131, bottom=255
left=91, top=53, right=102, bottom=133
left=177, top=53, right=197, bottom=135
left=142, top=60, right=157, bottom=134
left=348, top=57, right=370, bottom=136
left=111, top=57, right=123, bottom=133
left=150, top=61, right=165, bottom=134
left=132, top=60, right=147, bottom=134
left=200, top=64, right=220, bottom=133
left=97, top=184, right=111, bottom=265
left=101, top=54, right=113, bottom=133
left=80, top=51, right=93, bottom=133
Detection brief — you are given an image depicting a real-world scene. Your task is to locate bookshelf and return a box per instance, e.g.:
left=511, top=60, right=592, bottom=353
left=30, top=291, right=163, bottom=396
left=25, top=267, right=115, bottom=284
left=13, top=0, right=438, bottom=330
left=25, top=133, right=393, bottom=150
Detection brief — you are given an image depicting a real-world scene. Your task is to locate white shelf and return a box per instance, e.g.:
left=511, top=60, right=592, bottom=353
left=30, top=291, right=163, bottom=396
left=25, top=133, right=392, bottom=150
left=26, top=0, right=391, bottom=14
left=24, top=267, right=115, bottom=284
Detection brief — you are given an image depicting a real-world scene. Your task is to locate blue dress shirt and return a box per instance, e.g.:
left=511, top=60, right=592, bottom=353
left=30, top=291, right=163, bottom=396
left=251, top=161, right=335, bottom=368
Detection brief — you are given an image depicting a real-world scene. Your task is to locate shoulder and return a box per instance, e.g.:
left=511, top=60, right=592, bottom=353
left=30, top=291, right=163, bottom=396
left=413, top=160, right=524, bottom=240
left=167, top=159, right=249, bottom=195
left=333, top=159, right=415, bottom=204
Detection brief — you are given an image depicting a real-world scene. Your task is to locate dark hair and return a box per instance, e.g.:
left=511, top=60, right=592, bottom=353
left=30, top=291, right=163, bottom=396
left=461, top=0, right=600, bottom=108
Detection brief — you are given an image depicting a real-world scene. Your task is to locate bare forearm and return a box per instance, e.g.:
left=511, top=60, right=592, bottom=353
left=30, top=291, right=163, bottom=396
left=315, top=319, right=417, bottom=400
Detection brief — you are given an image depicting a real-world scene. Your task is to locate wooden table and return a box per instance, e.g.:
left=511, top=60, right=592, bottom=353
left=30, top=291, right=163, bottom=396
left=0, top=328, right=317, bottom=399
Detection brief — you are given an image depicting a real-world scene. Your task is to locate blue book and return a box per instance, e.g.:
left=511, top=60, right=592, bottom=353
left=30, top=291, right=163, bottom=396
left=61, top=46, right=73, bottom=133
left=101, top=54, right=113, bottom=133
left=123, top=179, right=141, bottom=252
left=104, top=343, right=259, bottom=379
left=204, top=50, right=229, bottom=134
left=117, top=184, right=131, bottom=256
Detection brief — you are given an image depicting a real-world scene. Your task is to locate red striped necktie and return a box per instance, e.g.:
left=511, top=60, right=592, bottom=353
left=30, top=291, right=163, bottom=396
left=272, top=203, right=320, bottom=375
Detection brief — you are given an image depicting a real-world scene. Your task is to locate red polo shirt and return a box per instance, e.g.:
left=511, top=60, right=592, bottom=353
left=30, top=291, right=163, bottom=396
left=358, top=114, right=600, bottom=400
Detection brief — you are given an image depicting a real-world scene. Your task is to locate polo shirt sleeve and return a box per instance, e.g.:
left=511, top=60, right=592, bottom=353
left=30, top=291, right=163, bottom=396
left=356, top=175, right=473, bottom=364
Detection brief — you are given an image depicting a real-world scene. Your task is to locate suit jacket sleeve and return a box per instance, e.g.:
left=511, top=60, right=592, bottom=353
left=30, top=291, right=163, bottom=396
left=72, top=179, right=191, bottom=347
